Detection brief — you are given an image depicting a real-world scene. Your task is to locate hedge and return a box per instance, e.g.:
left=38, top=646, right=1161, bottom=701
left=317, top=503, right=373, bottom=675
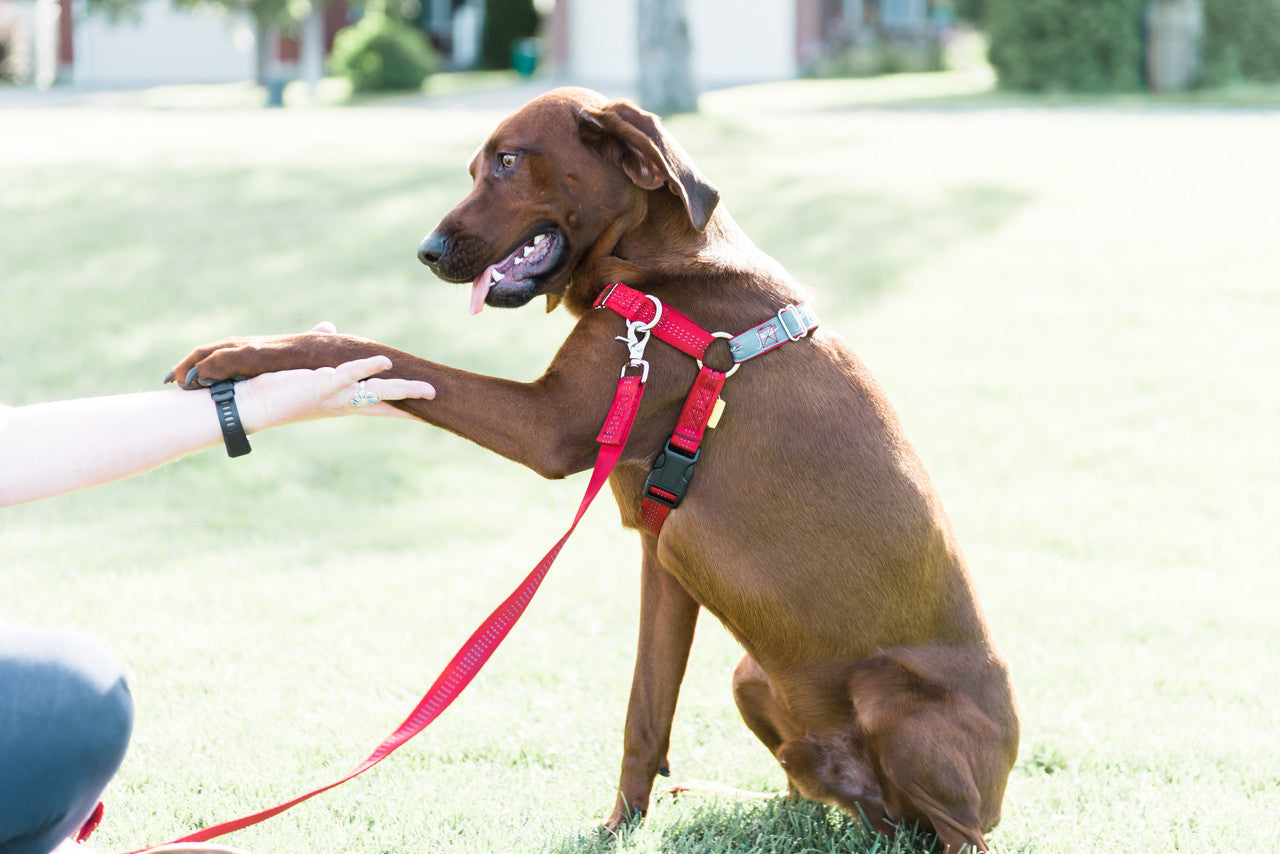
left=986, top=0, right=1145, bottom=92
left=1202, top=0, right=1280, bottom=83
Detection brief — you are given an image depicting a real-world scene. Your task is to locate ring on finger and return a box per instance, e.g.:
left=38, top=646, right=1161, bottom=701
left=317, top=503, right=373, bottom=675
left=350, top=380, right=379, bottom=407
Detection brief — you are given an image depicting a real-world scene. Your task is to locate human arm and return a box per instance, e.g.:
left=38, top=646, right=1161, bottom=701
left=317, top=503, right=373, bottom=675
left=0, top=355, right=434, bottom=508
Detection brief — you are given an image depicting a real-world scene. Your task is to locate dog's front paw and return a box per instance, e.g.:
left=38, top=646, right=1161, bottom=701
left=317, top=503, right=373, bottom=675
left=165, top=332, right=353, bottom=389
left=165, top=337, right=266, bottom=389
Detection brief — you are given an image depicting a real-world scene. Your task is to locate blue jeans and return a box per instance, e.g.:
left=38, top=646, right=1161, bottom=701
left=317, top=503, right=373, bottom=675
left=0, top=627, right=134, bottom=854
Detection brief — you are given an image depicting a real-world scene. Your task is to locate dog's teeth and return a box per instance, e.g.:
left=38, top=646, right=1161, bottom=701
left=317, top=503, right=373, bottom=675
left=513, top=256, right=524, bottom=265
left=491, top=270, right=505, bottom=282
left=533, top=233, right=547, bottom=245
left=523, top=245, right=536, bottom=257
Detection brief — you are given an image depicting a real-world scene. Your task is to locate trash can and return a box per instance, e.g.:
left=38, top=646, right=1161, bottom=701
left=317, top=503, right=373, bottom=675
left=1145, top=0, right=1203, bottom=91
left=511, top=38, right=538, bottom=77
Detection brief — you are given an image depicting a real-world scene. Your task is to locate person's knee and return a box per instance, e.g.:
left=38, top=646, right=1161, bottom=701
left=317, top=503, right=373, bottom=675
left=85, top=662, right=134, bottom=775
left=0, top=628, right=134, bottom=852
left=1, top=627, right=134, bottom=777
left=54, top=630, right=135, bottom=775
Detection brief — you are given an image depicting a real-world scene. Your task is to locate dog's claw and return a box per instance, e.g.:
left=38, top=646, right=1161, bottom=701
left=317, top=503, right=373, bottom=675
left=182, top=367, right=208, bottom=389
left=163, top=370, right=176, bottom=385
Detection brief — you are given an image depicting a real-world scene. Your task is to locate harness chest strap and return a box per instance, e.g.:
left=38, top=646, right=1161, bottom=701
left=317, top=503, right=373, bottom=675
left=595, top=283, right=819, bottom=365
left=595, top=282, right=819, bottom=537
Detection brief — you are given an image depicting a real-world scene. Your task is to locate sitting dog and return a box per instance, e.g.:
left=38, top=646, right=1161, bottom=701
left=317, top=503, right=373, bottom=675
left=170, top=87, right=1019, bottom=852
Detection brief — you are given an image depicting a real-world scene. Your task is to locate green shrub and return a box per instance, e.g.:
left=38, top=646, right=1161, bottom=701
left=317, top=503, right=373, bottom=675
left=480, top=0, right=539, bottom=70
left=986, top=0, right=1144, bottom=92
left=0, top=14, right=21, bottom=83
left=1202, top=0, right=1280, bottom=84
left=956, top=0, right=986, bottom=25
left=329, top=12, right=440, bottom=92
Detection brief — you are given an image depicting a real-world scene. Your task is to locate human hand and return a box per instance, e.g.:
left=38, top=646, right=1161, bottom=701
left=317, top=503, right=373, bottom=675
left=235, top=351, right=436, bottom=432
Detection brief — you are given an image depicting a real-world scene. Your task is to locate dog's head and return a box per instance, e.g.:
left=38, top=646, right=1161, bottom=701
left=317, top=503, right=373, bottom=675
left=417, top=86, right=719, bottom=314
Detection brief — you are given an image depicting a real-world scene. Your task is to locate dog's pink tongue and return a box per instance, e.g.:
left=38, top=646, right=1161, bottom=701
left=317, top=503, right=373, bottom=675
left=470, top=266, right=496, bottom=315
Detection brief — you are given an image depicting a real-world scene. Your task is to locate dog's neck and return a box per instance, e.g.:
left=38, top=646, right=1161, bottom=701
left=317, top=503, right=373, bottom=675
left=562, top=190, right=781, bottom=317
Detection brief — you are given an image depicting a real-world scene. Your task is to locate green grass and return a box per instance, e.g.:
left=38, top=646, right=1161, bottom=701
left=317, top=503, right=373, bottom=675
left=3, top=72, right=1280, bottom=853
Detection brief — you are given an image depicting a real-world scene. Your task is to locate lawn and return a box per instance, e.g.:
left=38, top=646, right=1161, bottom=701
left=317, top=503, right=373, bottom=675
left=3, top=72, right=1279, bottom=853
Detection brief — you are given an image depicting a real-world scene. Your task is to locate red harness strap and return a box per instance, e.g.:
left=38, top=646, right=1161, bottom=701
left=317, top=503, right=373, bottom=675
left=595, top=282, right=817, bottom=538
left=595, top=282, right=716, bottom=361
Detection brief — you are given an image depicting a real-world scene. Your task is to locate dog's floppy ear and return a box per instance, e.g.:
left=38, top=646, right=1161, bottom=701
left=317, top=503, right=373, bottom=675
left=577, top=101, right=720, bottom=231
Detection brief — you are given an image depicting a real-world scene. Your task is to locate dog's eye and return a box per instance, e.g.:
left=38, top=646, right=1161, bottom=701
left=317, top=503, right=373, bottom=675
left=499, top=153, right=518, bottom=171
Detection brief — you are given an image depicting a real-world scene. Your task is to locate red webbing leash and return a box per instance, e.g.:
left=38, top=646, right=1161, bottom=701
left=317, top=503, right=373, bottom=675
left=120, top=373, right=646, bottom=853
left=111, top=282, right=816, bottom=851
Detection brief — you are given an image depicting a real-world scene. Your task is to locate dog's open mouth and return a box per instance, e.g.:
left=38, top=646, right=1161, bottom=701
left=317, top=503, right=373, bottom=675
left=469, top=229, right=566, bottom=314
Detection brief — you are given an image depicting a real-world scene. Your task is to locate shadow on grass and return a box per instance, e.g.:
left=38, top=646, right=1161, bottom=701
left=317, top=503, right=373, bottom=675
left=853, top=77, right=1280, bottom=113
left=741, top=183, right=1031, bottom=317
left=549, top=797, right=944, bottom=854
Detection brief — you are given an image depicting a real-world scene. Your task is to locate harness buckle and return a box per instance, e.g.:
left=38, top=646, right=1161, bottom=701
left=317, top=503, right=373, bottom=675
left=643, top=440, right=700, bottom=509
left=777, top=304, right=809, bottom=342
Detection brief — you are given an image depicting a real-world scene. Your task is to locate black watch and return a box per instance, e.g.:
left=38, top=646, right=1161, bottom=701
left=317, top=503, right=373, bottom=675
left=209, top=380, right=251, bottom=458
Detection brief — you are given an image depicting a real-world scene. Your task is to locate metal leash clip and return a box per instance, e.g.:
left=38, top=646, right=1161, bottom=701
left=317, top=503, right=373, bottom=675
left=616, top=295, right=663, bottom=383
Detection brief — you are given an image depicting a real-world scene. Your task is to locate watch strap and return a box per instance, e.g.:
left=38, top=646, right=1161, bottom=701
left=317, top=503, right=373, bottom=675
left=209, top=380, right=251, bottom=458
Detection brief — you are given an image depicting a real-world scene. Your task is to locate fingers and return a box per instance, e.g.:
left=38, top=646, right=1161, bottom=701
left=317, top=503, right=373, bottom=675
left=365, top=376, right=436, bottom=401
left=335, top=357, right=435, bottom=401
left=356, top=402, right=428, bottom=421
left=335, top=356, right=396, bottom=387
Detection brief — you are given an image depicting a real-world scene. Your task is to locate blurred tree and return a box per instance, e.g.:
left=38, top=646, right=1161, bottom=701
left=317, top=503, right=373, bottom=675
left=638, top=0, right=697, bottom=114
left=955, top=0, right=985, bottom=24
left=1201, top=0, right=1280, bottom=83
left=83, top=0, right=144, bottom=20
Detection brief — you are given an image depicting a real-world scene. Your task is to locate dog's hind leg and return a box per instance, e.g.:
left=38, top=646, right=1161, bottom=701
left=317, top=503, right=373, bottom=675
left=656, top=652, right=795, bottom=803
left=732, top=653, right=803, bottom=756
left=652, top=656, right=802, bottom=805
left=847, top=647, right=1019, bottom=854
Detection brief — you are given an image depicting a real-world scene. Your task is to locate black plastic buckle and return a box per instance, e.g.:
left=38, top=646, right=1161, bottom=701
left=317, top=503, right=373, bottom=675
left=643, top=440, right=700, bottom=509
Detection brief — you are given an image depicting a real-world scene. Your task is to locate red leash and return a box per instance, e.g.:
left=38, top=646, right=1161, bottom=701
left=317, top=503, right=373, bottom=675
left=113, top=283, right=815, bottom=851
left=120, top=372, right=646, bottom=853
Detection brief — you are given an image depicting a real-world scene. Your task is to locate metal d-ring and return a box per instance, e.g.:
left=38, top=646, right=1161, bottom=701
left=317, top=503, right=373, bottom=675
left=636, top=295, right=663, bottom=332
left=697, top=331, right=740, bottom=377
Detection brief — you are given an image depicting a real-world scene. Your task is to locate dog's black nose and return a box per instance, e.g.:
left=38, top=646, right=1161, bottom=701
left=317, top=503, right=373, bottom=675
left=417, top=231, right=450, bottom=268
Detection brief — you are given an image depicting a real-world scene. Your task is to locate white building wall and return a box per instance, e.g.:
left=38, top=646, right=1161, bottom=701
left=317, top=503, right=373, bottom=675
left=71, top=0, right=254, bottom=86
left=564, top=0, right=796, bottom=92
left=565, top=0, right=637, bottom=90
left=688, top=0, right=796, bottom=87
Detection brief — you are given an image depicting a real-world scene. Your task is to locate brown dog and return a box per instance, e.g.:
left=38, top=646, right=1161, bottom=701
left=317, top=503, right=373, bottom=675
left=169, top=87, right=1019, bottom=852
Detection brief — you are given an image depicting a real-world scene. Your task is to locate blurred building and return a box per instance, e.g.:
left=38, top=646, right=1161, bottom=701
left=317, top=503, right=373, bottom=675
left=544, top=0, right=937, bottom=89
left=3, top=0, right=931, bottom=89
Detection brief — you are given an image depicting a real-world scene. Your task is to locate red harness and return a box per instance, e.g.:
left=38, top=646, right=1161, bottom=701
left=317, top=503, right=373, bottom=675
left=595, top=282, right=818, bottom=536
left=110, top=283, right=816, bottom=852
